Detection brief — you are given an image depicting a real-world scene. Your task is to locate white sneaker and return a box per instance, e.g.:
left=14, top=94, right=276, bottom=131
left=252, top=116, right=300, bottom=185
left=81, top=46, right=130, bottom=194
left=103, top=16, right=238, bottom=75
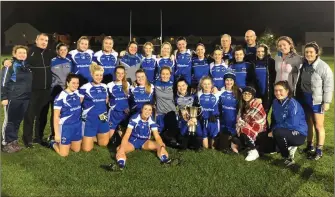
left=245, top=149, right=259, bottom=161
left=288, top=146, right=297, bottom=159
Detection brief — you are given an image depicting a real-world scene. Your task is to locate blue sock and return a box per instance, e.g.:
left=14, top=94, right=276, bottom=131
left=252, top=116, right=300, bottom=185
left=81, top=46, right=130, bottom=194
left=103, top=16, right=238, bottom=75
left=160, top=155, right=168, bottom=162
left=316, top=147, right=323, bottom=155
left=50, top=140, right=56, bottom=148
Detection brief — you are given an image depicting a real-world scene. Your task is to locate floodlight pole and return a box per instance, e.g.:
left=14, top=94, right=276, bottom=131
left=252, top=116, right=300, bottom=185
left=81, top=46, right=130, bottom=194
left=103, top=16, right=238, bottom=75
left=130, top=10, right=132, bottom=42
left=160, top=9, right=162, bottom=45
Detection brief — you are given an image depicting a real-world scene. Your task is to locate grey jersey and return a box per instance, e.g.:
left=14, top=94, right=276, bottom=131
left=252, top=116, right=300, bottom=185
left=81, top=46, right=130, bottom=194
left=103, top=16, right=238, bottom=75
left=155, top=80, right=176, bottom=114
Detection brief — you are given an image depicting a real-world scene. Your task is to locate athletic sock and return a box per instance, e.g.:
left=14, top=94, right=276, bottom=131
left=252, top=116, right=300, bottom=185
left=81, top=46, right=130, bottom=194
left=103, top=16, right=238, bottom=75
left=160, top=155, right=169, bottom=162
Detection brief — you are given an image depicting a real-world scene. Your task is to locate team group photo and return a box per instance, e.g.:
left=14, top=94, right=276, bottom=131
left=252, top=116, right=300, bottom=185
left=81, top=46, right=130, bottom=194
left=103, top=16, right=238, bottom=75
left=1, top=1, right=334, bottom=197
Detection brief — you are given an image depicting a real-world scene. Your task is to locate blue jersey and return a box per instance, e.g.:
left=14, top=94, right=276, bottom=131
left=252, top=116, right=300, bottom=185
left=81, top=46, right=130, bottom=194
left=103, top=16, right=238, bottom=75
left=54, top=90, right=83, bottom=125
left=198, top=90, right=222, bottom=119
left=175, top=49, right=192, bottom=84
left=210, top=62, right=229, bottom=90
left=107, top=81, right=130, bottom=112
left=129, top=84, right=154, bottom=112
left=230, top=61, right=250, bottom=89
left=220, top=89, right=238, bottom=134
left=120, top=53, right=143, bottom=82
left=51, top=56, right=72, bottom=89
left=192, top=57, right=210, bottom=85
left=79, top=83, right=108, bottom=118
left=254, top=59, right=267, bottom=96
left=68, top=49, right=94, bottom=82
left=128, top=113, right=158, bottom=140
left=156, top=57, right=175, bottom=82
left=272, top=97, right=308, bottom=136
left=141, top=55, right=157, bottom=83
left=93, top=50, right=118, bottom=79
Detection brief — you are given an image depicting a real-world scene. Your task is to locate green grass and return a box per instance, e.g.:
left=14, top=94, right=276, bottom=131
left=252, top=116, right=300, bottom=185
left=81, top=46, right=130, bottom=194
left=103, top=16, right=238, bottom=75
left=1, top=55, right=334, bottom=197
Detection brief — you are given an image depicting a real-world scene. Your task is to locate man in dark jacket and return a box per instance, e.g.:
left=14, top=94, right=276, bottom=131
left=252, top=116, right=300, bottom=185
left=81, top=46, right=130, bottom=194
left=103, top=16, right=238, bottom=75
left=244, top=30, right=258, bottom=63
left=3, top=33, right=56, bottom=147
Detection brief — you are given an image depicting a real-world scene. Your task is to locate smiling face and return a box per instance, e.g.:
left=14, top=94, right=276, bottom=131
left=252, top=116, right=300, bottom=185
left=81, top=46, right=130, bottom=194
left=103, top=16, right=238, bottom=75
left=177, top=80, right=188, bottom=95
left=245, top=30, right=256, bottom=46
left=201, top=79, right=213, bottom=93
left=177, top=40, right=187, bottom=52
left=196, top=45, right=205, bottom=58
left=67, top=78, right=79, bottom=92
left=234, top=50, right=245, bottom=62
left=242, top=91, right=253, bottom=102
left=256, top=46, right=265, bottom=60
left=160, top=68, right=171, bottom=82
left=57, top=46, right=68, bottom=58
left=136, top=72, right=146, bottom=86
left=213, top=50, right=223, bottom=63
left=277, top=40, right=291, bottom=55
left=304, top=47, right=318, bottom=63
left=13, top=48, right=28, bottom=61
left=274, top=84, right=289, bottom=101
left=144, top=44, right=153, bottom=56
left=92, top=70, right=103, bottom=84
left=115, top=68, right=125, bottom=82
left=103, top=39, right=113, bottom=52
left=128, top=43, right=138, bottom=55
left=141, top=104, right=153, bottom=120
left=225, top=78, right=234, bottom=90
left=161, top=44, right=171, bottom=57
left=79, top=39, right=89, bottom=51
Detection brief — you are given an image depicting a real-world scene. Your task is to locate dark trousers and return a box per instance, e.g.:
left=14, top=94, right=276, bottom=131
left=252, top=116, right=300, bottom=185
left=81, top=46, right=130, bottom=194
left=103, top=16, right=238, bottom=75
left=273, top=128, right=306, bottom=158
left=49, top=86, right=63, bottom=137
left=23, top=89, right=51, bottom=144
left=161, top=111, right=180, bottom=145
left=179, top=134, right=202, bottom=150
left=215, top=128, right=233, bottom=151
left=232, top=133, right=256, bottom=150
left=2, top=99, right=29, bottom=144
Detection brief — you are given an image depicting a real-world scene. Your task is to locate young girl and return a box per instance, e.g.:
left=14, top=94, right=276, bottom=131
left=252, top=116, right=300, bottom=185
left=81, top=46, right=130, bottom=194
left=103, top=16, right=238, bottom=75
left=270, top=81, right=307, bottom=166
left=93, top=36, right=118, bottom=84
left=198, top=76, right=223, bottom=149
left=209, top=48, right=229, bottom=90
left=156, top=42, right=175, bottom=82
left=232, top=86, right=267, bottom=161
left=107, top=66, right=130, bottom=138
left=1, top=45, right=32, bottom=153
left=141, top=42, right=157, bottom=84
left=175, top=78, right=202, bottom=150
left=51, top=74, right=83, bottom=157
left=217, top=72, right=240, bottom=151
left=192, top=43, right=210, bottom=89
left=68, top=36, right=94, bottom=86
left=129, top=69, right=154, bottom=115
left=80, top=63, right=110, bottom=152
left=115, top=104, right=171, bottom=170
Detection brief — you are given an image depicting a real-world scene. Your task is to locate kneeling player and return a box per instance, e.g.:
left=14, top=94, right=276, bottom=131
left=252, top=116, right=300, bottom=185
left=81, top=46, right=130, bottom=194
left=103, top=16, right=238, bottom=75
left=115, top=104, right=171, bottom=169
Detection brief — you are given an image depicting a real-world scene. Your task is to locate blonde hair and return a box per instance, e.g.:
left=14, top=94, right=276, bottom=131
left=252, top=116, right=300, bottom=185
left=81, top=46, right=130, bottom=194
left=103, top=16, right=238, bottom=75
left=276, top=36, right=296, bottom=54
left=102, top=36, right=114, bottom=51
left=77, top=36, right=90, bottom=50
left=89, top=62, right=104, bottom=75
left=12, top=45, right=29, bottom=56
left=160, top=42, right=172, bottom=57
left=198, top=76, right=213, bottom=91
left=143, top=42, right=154, bottom=56
left=134, top=69, right=152, bottom=94
left=114, top=66, right=129, bottom=96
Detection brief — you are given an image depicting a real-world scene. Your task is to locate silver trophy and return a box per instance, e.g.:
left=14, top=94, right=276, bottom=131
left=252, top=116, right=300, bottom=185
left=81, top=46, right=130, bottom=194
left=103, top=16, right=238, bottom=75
left=188, top=106, right=199, bottom=136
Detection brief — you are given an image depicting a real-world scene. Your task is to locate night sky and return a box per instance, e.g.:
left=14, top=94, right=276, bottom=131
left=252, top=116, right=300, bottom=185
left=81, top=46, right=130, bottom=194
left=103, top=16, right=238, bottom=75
left=1, top=1, right=334, bottom=43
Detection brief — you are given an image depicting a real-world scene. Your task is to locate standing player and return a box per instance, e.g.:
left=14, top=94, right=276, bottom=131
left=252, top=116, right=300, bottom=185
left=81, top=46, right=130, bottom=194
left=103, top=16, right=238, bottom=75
left=210, top=48, right=229, bottom=90
left=174, top=37, right=193, bottom=85
left=93, top=36, right=118, bottom=84
left=156, top=42, right=175, bottom=82
left=80, top=63, right=110, bottom=152
left=198, top=76, right=223, bottom=149
left=115, top=104, right=171, bottom=170
left=191, top=43, right=210, bottom=90
left=119, top=41, right=143, bottom=83
left=230, top=45, right=257, bottom=89
left=129, top=69, right=154, bottom=114
left=107, top=66, right=130, bottom=138
left=68, top=36, right=94, bottom=86
left=51, top=74, right=83, bottom=157
left=141, top=42, right=157, bottom=84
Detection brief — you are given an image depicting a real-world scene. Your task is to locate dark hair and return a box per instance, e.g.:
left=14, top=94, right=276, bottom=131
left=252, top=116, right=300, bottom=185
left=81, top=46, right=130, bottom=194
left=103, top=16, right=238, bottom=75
left=304, top=41, right=321, bottom=56
left=127, top=41, right=138, bottom=54
left=233, top=45, right=245, bottom=55
left=160, top=66, right=172, bottom=75
left=176, top=37, right=187, bottom=43
left=240, top=85, right=256, bottom=116
left=141, top=103, right=153, bottom=113
left=274, top=80, right=293, bottom=98
left=56, top=43, right=69, bottom=51
left=65, top=73, right=80, bottom=89
left=196, top=43, right=205, bottom=49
